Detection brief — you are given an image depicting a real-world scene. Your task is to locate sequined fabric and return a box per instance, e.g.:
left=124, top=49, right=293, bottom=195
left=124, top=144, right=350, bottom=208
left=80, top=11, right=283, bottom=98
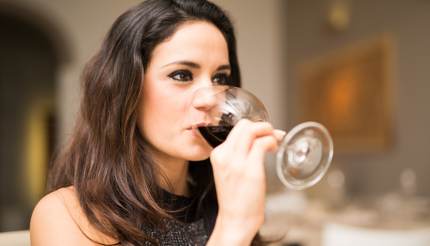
left=140, top=189, right=211, bottom=245
left=143, top=218, right=208, bottom=245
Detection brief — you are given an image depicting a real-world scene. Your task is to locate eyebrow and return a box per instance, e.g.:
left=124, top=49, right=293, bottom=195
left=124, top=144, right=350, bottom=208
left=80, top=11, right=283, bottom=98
left=162, top=60, right=231, bottom=71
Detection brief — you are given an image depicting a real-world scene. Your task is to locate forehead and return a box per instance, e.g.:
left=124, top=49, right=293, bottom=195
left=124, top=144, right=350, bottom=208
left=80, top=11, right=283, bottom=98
left=149, top=21, right=229, bottom=65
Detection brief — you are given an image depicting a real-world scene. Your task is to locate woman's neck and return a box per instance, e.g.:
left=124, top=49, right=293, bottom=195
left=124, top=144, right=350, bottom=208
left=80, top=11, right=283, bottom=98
left=149, top=148, right=190, bottom=197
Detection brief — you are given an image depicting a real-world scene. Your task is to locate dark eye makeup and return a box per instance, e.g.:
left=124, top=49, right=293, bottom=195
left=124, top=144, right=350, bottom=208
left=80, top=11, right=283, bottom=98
left=167, top=69, right=231, bottom=85
left=168, top=70, right=193, bottom=82
left=212, top=72, right=231, bottom=85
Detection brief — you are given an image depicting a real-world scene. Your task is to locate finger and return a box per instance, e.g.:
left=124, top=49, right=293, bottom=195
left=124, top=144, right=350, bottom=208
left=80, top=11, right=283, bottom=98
left=240, top=122, right=274, bottom=154
left=274, top=129, right=286, bottom=143
left=223, top=118, right=251, bottom=144
left=226, top=120, right=274, bottom=155
left=247, top=135, right=278, bottom=169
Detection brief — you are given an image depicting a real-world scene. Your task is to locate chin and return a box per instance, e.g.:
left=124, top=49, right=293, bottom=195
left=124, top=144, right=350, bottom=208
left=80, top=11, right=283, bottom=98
left=188, top=156, right=210, bottom=162
left=187, top=152, right=211, bottom=161
left=183, top=147, right=212, bottom=161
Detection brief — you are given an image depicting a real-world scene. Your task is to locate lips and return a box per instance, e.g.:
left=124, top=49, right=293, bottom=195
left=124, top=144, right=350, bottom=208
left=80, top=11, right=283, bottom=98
left=187, top=122, right=208, bottom=130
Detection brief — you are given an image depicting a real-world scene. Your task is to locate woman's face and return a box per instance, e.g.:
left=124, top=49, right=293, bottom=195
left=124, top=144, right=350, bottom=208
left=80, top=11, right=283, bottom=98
left=138, top=21, right=231, bottom=163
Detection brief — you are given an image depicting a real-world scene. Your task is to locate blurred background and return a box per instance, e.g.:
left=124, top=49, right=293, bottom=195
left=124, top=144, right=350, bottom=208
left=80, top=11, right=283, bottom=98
left=0, top=0, right=429, bottom=245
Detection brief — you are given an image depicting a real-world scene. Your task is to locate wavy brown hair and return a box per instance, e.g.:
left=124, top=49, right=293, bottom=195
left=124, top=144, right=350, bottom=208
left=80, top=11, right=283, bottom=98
left=48, top=0, right=268, bottom=245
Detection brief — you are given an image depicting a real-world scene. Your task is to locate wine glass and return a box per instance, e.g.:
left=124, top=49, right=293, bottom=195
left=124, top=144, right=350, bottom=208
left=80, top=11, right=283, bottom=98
left=193, top=85, right=334, bottom=190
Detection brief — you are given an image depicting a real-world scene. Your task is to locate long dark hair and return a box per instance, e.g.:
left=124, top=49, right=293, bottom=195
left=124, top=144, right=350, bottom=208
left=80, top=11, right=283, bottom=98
left=48, top=0, right=266, bottom=245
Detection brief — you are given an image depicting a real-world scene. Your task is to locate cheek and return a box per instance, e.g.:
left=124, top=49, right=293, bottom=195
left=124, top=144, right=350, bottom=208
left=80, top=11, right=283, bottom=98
left=139, top=82, right=187, bottom=142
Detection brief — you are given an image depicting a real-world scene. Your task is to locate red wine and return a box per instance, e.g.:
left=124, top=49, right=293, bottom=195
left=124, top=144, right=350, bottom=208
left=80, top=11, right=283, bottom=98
left=198, top=126, right=233, bottom=147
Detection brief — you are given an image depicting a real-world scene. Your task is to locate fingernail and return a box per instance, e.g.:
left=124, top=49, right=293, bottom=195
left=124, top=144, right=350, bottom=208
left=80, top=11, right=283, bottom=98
left=274, top=129, right=287, bottom=141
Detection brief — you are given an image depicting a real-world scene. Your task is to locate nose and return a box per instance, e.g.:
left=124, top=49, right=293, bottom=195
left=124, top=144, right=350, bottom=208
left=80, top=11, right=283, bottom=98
left=191, top=86, right=218, bottom=111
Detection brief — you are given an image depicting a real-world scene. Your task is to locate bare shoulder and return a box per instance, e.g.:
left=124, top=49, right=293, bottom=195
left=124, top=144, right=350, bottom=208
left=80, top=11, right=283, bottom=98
left=30, top=186, right=118, bottom=246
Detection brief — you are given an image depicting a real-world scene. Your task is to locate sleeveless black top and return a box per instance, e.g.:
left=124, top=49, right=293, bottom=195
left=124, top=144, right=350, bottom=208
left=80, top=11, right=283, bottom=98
left=140, top=188, right=215, bottom=246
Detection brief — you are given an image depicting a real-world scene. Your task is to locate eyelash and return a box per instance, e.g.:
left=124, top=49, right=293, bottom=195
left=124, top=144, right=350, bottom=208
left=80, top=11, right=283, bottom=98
left=168, top=70, right=193, bottom=82
left=213, top=73, right=231, bottom=85
left=167, top=70, right=231, bottom=85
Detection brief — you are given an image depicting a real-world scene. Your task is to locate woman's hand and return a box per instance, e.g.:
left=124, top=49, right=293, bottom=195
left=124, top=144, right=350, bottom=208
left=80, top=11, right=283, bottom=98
left=207, top=119, right=284, bottom=245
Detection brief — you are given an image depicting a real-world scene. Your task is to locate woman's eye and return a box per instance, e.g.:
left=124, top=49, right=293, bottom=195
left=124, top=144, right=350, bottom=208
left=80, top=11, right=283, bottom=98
left=212, top=73, right=231, bottom=85
left=168, top=70, right=193, bottom=82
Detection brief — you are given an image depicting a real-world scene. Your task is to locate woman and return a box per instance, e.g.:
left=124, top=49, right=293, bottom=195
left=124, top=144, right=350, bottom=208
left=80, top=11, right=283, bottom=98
left=30, top=0, right=281, bottom=245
